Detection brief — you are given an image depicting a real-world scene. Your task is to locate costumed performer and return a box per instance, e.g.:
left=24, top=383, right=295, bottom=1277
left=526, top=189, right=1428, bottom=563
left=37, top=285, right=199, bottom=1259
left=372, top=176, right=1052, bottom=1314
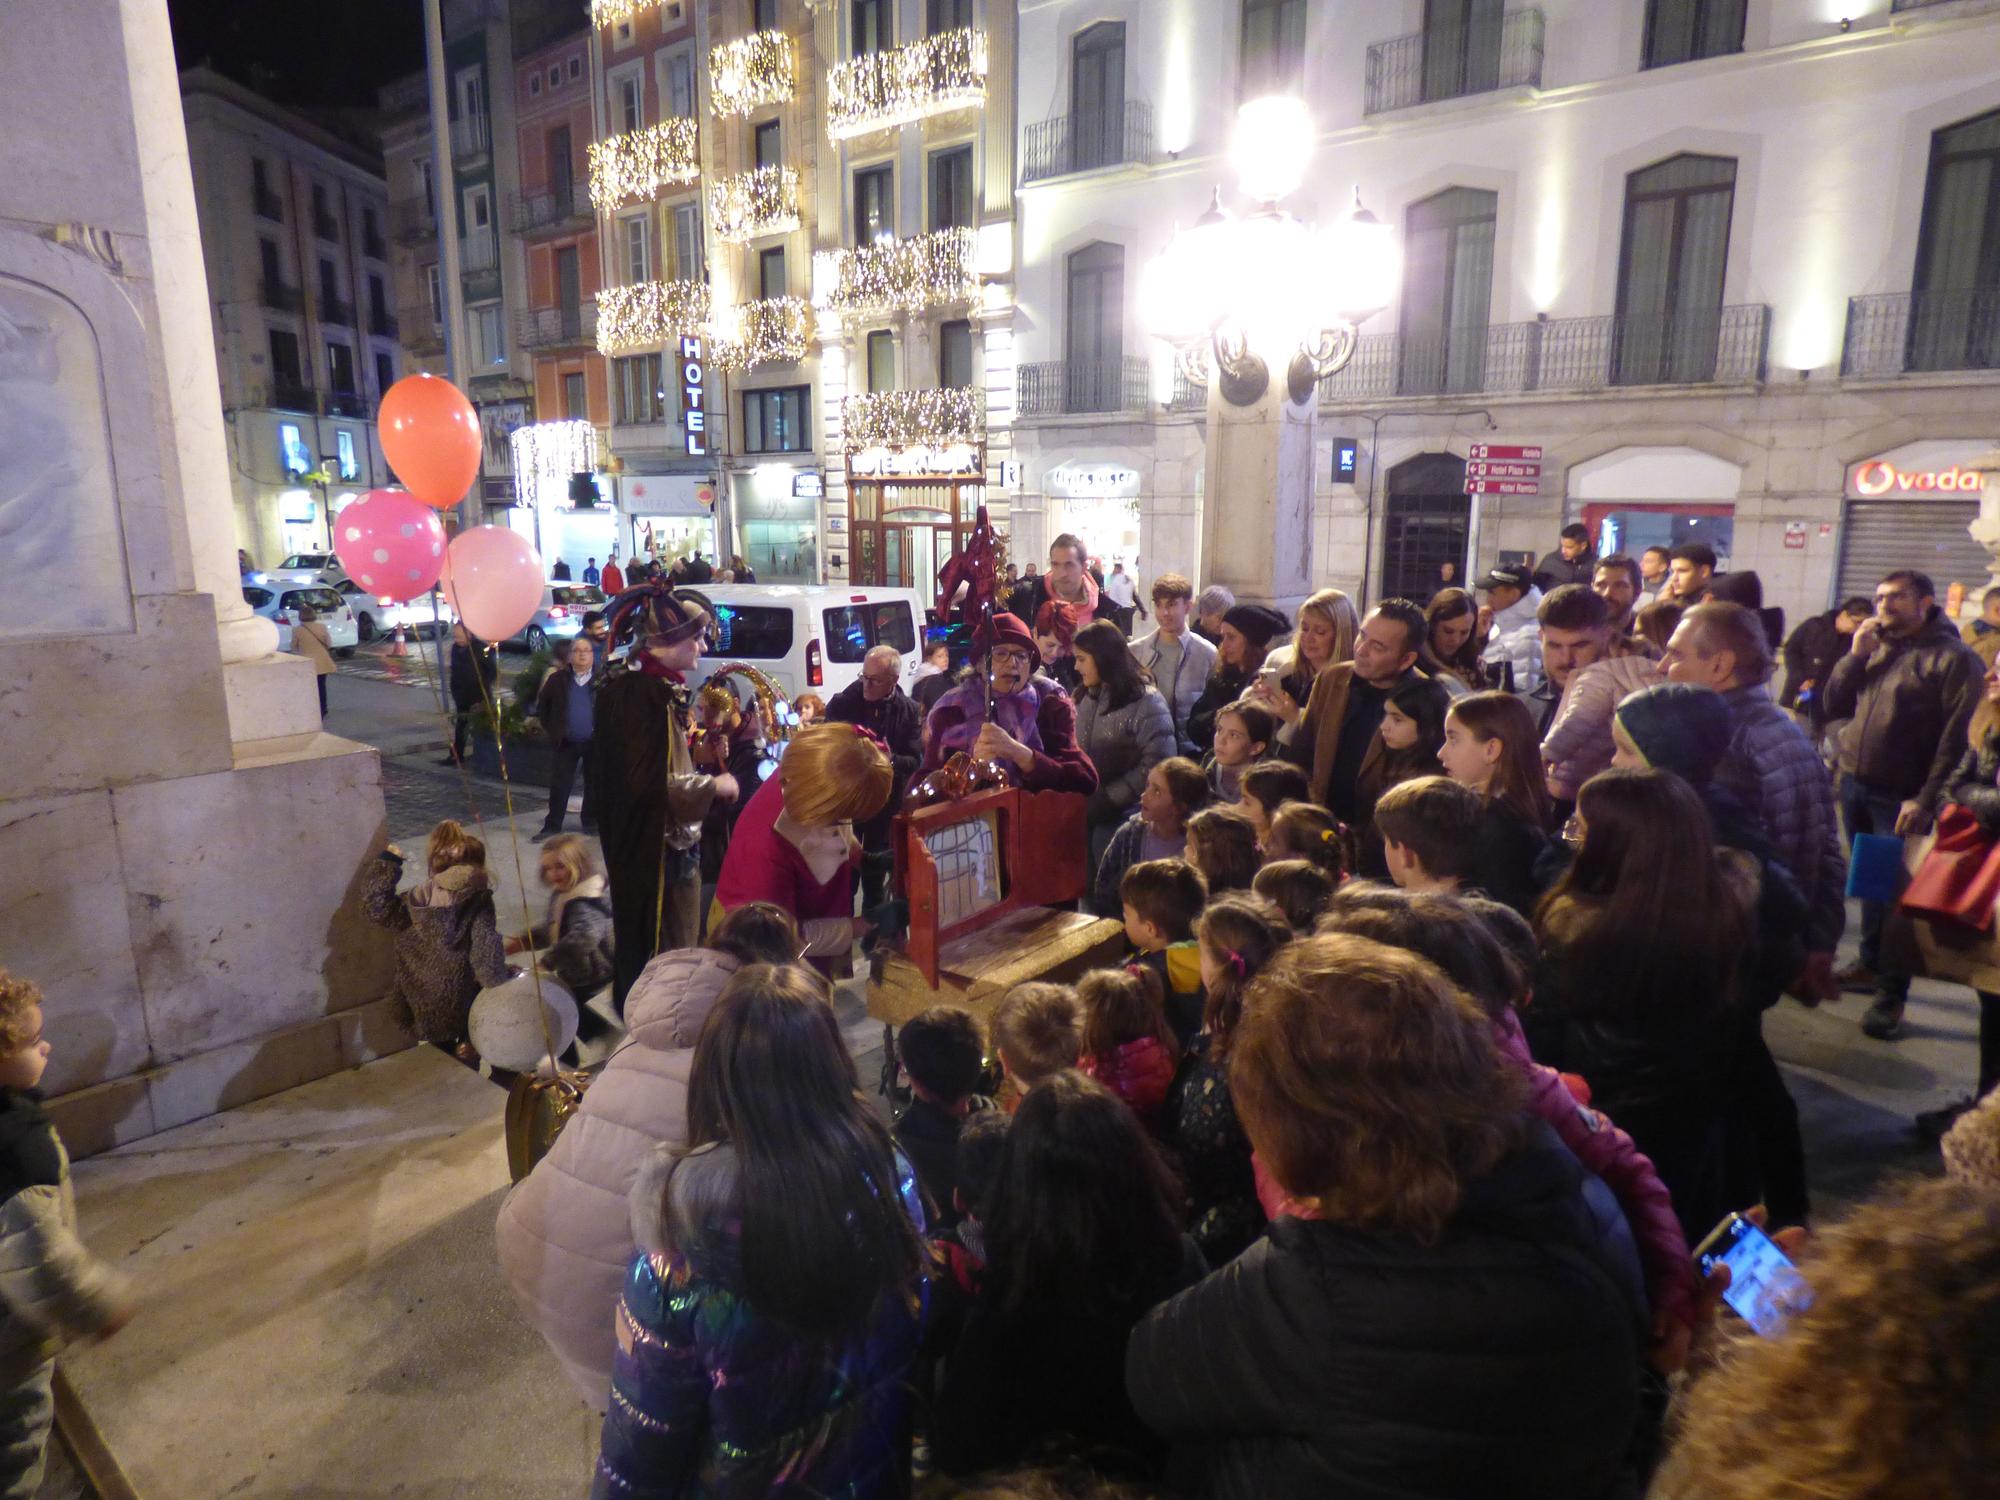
left=713, top=722, right=894, bottom=962
left=590, top=585, right=740, bottom=1012
left=919, top=611, right=1100, bottom=796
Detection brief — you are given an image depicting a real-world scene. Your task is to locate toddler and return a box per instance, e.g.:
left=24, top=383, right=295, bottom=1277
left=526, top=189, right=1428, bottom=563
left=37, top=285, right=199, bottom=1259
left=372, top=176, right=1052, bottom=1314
left=1076, top=969, right=1178, bottom=1127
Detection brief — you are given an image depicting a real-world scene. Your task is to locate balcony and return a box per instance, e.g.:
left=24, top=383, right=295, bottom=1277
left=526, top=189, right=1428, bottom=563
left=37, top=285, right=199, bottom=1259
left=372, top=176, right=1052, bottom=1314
left=1366, top=9, right=1544, bottom=115
left=596, top=279, right=711, bottom=356
left=450, top=113, right=490, bottom=162
left=709, top=31, right=793, bottom=119
left=1022, top=101, right=1153, bottom=186
left=460, top=230, right=500, bottom=300
left=253, top=184, right=284, bottom=223
left=516, top=303, right=599, bottom=350
left=815, top=228, right=977, bottom=318
left=587, top=120, right=700, bottom=212
left=1841, top=290, right=2000, bottom=378
left=363, top=227, right=388, bottom=260
left=325, top=390, right=371, bottom=420
left=390, top=196, right=437, bottom=243
left=399, top=303, right=444, bottom=354
left=512, top=180, right=595, bottom=236
left=827, top=27, right=987, bottom=140
left=369, top=304, right=399, bottom=339
left=842, top=387, right=986, bottom=454
left=1315, top=304, right=1771, bottom=404
left=318, top=295, right=354, bottom=327
left=1017, top=356, right=1152, bottom=417
left=262, top=379, right=319, bottom=413
left=711, top=297, right=813, bottom=371
left=260, top=278, right=304, bottom=314
left=708, top=165, right=800, bottom=241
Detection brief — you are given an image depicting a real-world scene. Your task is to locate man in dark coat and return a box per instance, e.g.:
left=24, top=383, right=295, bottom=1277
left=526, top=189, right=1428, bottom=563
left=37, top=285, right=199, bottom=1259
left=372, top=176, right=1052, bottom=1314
left=442, top=623, right=497, bottom=766
left=1781, top=595, right=1871, bottom=733
left=1532, top=522, right=1596, bottom=594
left=826, top=644, right=924, bottom=907
left=590, top=588, right=739, bottom=1012
left=533, top=635, right=602, bottom=838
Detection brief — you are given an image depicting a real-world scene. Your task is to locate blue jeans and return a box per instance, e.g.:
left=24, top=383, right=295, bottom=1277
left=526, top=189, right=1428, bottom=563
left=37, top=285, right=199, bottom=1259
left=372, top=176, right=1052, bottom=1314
left=1839, top=777, right=1910, bottom=1001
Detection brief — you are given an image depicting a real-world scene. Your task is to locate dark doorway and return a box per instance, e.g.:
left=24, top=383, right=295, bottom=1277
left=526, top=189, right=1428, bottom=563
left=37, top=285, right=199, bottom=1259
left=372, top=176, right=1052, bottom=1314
left=1382, top=453, right=1470, bottom=604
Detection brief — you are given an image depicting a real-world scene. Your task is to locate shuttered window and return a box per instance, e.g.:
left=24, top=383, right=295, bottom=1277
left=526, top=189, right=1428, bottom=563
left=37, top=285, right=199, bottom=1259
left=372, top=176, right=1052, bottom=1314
left=1836, top=501, right=1991, bottom=604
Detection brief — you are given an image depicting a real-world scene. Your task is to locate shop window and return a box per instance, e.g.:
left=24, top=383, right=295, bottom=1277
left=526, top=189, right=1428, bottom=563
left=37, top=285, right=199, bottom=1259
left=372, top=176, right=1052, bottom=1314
left=336, top=429, right=359, bottom=480
left=1398, top=187, right=1496, bottom=396
left=1642, top=0, right=1745, bottom=70
left=278, top=420, right=312, bottom=476
left=743, top=384, right=810, bottom=452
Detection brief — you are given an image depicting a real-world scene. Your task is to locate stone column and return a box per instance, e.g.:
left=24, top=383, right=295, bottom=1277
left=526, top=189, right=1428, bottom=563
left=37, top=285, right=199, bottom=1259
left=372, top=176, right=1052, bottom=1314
left=1197, top=375, right=1317, bottom=614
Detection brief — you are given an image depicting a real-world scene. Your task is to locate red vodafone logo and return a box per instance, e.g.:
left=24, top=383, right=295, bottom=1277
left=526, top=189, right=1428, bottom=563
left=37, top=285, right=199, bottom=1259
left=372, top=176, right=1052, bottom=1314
left=1851, top=460, right=1985, bottom=496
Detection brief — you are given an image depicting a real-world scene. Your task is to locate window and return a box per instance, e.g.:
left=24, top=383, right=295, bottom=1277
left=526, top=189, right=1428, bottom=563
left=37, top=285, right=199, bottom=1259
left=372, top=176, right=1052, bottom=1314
left=929, top=146, right=973, bottom=231
left=615, top=353, right=667, bottom=422
left=425, top=263, right=443, bottom=322
left=743, top=385, right=810, bottom=452
left=326, top=341, right=357, bottom=394
left=251, top=156, right=276, bottom=218
left=662, top=49, right=696, bottom=118
left=753, top=0, right=780, bottom=27
left=1241, top=0, right=1306, bottom=96
left=1064, top=240, right=1125, bottom=411
left=1614, top=154, right=1736, bottom=385
left=259, top=237, right=283, bottom=289
left=673, top=202, right=705, bottom=279
left=703, top=604, right=795, bottom=660
left=755, top=119, right=783, bottom=169
left=1071, top=23, right=1126, bottom=173
left=569, top=56, right=582, bottom=80
left=418, top=160, right=435, bottom=216
left=867, top=329, right=896, bottom=391
left=1909, top=108, right=2000, bottom=371
left=530, top=73, right=542, bottom=97
left=548, top=65, right=562, bottom=89
left=243, top=586, right=274, bottom=610
left=759, top=245, right=787, bottom=300
left=1398, top=187, right=1497, bottom=396
left=928, top=0, right=972, bottom=33
left=269, top=329, right=304, bottom=385
left=939, top=318, right=973, bottom=387
left=1642, top=0, right=1745, bottom=70
left=319, top=257, right=342, bottom=314
left=336, top=430, right=359, bottom=480
left=553, top=585, right=608, bottom=610
left=563, top=371, right=587, bottom=419
left=852, top=0, right=889, bottom=55
left=622, top=214, right=651, bottom=282
left=555, top=245, right=583, bottom=324
left=613, top=18, right=634, bottom=47
left=616, top=71, right=643, bottom=132
left=362, top=207, right=383, bottom=255
left=278, top=421, right=311, bottom=475
left=548, top=124, right=574, bottom=199
left=374, top=350, right=396, bottom=395
left=312, top=183, right=336, bottom=238
left=855, top=164, right=895, bottom=245
left=280, top=587, right=346, bottom=617
left=368, top=273, right=389, bottom=326
left=823, top=602, right=915, bottom=661
left=456, top=67, right=485, bottom=125
left=470, top=302, right=506, bottom=367
left=1421, top=0, right=1503, bottom=102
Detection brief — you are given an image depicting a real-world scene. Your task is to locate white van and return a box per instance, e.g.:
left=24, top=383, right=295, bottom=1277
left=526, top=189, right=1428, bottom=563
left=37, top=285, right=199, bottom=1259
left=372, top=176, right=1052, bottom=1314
left=681, top=584, right=931, bottom=702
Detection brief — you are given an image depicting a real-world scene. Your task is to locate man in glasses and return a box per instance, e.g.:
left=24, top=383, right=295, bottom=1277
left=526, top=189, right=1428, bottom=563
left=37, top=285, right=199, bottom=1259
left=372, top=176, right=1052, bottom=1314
left=919, top=611, right=1099, bottom=796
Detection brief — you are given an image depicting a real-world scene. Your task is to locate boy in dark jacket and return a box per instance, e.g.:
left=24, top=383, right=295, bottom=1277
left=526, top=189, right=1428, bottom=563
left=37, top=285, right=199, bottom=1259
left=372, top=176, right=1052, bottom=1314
left=0, top=972, right=132, bottom=1498
left=1119, top=859, right=1208, bottom=1047
left=892, top=1007, right=993, bottom=1228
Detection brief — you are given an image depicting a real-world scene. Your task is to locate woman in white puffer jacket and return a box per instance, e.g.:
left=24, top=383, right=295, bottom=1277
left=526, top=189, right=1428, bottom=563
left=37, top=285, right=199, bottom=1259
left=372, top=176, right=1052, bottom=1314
left=494, top=903, right=800, bottom=1406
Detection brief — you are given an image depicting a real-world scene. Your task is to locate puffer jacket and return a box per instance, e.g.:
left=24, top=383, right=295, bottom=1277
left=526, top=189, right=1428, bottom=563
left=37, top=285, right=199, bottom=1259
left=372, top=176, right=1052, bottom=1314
left=1075, top=685, right=1177, bottom=827
left=1132, top=628, right=1219, bottom=754
left=1080, top=1035, right=1177, bottom=1126
left=1541, top=653, right=1665, bottom=799
left=1822, top=606, right=1984, bottom=808
left=1717, top=685, right=1847, bottom=952
left=591, top=1142, right=928, bottom=1499
left=1127, top=1120, right=1641, bottom=1500
left=525, top=876, right=614, bottom=1000
left=361, top=853, right=510, bottom=1046
left=1480, top=586, right=1544, bottom=693
left=496, top=948, right=740, bottom=1405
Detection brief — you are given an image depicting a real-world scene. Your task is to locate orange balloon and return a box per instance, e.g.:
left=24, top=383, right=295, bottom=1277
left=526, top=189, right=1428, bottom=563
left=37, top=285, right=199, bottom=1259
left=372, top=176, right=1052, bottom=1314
left=379, top=373, right=482, bottom=509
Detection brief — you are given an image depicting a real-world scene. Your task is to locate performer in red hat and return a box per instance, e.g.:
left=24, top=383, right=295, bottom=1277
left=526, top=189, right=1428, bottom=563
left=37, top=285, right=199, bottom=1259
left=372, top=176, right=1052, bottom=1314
left=919, top=611, right=1100, bottom=796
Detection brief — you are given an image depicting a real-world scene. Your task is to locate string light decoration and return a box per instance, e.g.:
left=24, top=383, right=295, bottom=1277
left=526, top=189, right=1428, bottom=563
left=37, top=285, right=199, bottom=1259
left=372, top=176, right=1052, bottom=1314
left=590, top=0, right=660, bottom=26
left=596, top=280, right=713, bottom=356
left=509, top=420, right=600, bottom=511
left=826, top=28, right=988, bottom=140
left=709, top=165, right=801, bottom=241
left=588, top=120, right=700, bottom=211
left=841, top=387, right=985, bottom=454
left=711, top=297, right=813, bottom=371
left=710, top=31, right=794, bottom=119
left=817, top=228, right=978, bottom=316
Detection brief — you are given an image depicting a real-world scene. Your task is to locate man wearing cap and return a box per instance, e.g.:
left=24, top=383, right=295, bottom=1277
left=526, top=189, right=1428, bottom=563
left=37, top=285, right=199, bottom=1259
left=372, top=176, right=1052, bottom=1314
left=1187, top=603, right=1290, bottom=754
left=591, top=587, right=741, bottom=1011
left=1476, top=565, right=1544, bottom=694
left=920, top=611, right=1099, bottom=795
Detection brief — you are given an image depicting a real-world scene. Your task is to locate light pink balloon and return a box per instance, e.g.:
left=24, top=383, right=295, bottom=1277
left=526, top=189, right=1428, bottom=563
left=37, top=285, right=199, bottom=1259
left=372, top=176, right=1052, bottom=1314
left=332, top=490, right=446, bottom=602
left=442, top=526, right=545, bottom=643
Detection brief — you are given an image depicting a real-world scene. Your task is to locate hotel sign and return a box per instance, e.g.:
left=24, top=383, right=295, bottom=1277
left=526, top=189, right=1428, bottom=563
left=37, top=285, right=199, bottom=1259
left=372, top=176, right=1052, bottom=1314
left=679, top=335, right=707, bottom=458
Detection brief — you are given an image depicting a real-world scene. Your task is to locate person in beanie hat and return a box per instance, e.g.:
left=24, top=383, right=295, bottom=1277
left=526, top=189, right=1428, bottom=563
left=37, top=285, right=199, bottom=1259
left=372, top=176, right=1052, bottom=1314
left=1611, top=682, right=1733, bottom=784
left=1187, top=604, right=1291, bottom=753
left=591, top=585, right=741, bottom=1011
left=920, top=611, right=1100, bottom=795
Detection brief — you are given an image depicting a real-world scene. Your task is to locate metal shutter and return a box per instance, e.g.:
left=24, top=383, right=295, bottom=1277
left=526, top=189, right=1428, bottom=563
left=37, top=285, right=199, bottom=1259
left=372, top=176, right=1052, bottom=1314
left=1836, top=501, right=1993, bottom=603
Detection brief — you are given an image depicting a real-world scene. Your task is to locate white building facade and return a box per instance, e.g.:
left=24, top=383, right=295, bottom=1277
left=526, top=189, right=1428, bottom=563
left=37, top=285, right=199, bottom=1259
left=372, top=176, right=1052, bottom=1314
left=1011, top=0, right=2000, bottom=626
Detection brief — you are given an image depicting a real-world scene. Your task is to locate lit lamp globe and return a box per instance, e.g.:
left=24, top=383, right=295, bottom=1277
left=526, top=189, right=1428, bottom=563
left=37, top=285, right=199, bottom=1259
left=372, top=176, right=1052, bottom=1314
left=1231, top=95, right=1317, bottom=205
left=1320, top=194, right=1401, bottom=326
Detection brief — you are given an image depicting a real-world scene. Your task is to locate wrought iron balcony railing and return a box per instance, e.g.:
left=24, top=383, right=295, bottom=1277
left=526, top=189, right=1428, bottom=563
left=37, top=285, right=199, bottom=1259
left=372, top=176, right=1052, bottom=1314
left=369, top=305, right=399, bottom=338
left=1366, top=9, right=1545, bottom=115
left=253, top=184, right=285, bottom=223
left=260, top=279, right=304, bottom=314
left=1016, top=356, right=1152, bottom=417
left=709, top=165, right=800, bottom=241
left=1022, top=101, right=1154, bottom=185
left=325, top=390, right=371, bottom=420
left=317, top=296, right=354, bottom=327
left=512, top=181, right=595, bottom=235
left=842, top=387, right=986, bottom=454
left=450, top=113, right=491, bottom=161
left=596, top=280, right=713, bottom=356
left=313, top=210, right=342, bottom=242
left=399, top=303, right=443, bottom=354
left=1842, top=289, right=2000, bottom=378
left=815, top=228, right=977, bottom=317
left=827, top=27, right=988, bottom=140
left=516, top=304, right=600, bottom=350
left=262, top=379, right=319, bottom=413
left=711, top=297, right=813, bottom=371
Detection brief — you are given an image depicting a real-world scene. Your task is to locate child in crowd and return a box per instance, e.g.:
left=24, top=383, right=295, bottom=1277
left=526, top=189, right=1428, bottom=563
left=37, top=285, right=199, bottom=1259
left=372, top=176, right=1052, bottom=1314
left=1167, top=895, right=1292, bottom=1265
left=989, top=983, right=1082, bottom=1104
left=1204, top=700, right=1276, bottom=804
left=1351, top=675, right=1454, bottom=875
left=504, top=834, right=614, bottom=1003
left=923, top=1111, right=1012, bottom=1360
left=1185, top=805, right=1262, bottom=896
left=1253, top=859, right=1337, bottom=934
left=1092, top=757, right=1210, bottom=918
left=1375, top=774, right=1484, bottom=895
left=1237, top=760, right=1310, bottom=843
left=1263, top=801, right=1345, bottom=878
left=1118, top=859, right=1209, bottom=1046
left=894, top=1007, right=995, bottom=1228
left=1076, top=969, right=1179, bottom=1128
left=0, top=971, right=133, bottom=1498
left=1437, top=692, right=1554, bottom=915
left=793, top=691, right=825, bottom=728
left=363, top=819, right=511, bottom=1065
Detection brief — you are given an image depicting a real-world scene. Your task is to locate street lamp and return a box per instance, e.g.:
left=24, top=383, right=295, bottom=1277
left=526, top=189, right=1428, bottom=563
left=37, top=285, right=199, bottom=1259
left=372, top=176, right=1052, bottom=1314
left=1141, top=97, right=1399, bottom=406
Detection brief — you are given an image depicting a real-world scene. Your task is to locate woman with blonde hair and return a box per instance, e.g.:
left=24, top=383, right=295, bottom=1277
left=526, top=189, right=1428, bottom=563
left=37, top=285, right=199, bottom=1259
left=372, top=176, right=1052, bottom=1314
left=504, top=834, right=614, bottom=1000
left=1256, top=588, right=1359, bottom=746
left=714, top=723, right=894, bottom=960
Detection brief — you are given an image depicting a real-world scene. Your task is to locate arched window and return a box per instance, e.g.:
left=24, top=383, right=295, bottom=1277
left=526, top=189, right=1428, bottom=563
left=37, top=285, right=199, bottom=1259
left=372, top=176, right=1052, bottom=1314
left=1382, top=454, right=1470, bottom=605
left=1614, top=154, right=1736, bottom=385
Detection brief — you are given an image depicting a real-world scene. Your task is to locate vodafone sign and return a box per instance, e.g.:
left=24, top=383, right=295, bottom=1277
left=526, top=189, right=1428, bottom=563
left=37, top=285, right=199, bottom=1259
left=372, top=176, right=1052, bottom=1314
left=1847, top=459, right=1986, bottom=497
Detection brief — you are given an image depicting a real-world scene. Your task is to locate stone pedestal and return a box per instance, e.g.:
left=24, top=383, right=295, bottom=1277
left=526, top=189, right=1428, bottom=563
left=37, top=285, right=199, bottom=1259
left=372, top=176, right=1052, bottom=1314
left=1196, top=371, right=1317, bottom=614
left=0, top=0, right=398, bottom=1155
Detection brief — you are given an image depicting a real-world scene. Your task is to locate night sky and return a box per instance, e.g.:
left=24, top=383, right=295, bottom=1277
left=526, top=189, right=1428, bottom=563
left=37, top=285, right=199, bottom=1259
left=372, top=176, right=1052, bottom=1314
left=168, top=0, right=426, bottom=109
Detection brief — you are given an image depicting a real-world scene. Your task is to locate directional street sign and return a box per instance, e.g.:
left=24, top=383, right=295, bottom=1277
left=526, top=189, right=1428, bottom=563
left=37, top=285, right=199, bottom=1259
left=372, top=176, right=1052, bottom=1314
left=1464, top=442, right=1544, bottom=496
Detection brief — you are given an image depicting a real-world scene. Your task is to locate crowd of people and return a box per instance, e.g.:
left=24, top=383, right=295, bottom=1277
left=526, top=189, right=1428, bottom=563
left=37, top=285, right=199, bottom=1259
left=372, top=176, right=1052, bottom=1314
left=252, top=531, right=2000, bottom=1495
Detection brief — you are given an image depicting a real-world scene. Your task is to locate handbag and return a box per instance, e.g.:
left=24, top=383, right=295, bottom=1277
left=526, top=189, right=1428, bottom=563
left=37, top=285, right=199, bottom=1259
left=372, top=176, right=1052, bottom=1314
left=1899, top=804, right=2000, bottom=932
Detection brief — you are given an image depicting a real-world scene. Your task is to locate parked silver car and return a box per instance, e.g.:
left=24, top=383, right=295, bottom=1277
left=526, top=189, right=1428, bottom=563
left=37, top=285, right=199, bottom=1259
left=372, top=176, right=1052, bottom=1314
left=501, top=583, right=608, bottom=653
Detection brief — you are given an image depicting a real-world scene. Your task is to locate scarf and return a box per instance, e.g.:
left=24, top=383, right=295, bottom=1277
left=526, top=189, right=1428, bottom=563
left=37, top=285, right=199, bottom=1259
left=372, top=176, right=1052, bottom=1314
left=932, top=675, right=1047, bottom=759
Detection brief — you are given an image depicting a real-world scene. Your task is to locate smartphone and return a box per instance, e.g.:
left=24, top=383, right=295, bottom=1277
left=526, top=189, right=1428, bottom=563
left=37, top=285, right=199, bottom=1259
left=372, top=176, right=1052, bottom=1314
left=1693, top=1213, right=1812, bottom=1338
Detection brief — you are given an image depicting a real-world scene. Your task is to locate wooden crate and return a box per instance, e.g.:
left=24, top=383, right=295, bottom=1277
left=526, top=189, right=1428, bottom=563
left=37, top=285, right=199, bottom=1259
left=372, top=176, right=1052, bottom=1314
left=867, top=906, right=1127, bottom=1026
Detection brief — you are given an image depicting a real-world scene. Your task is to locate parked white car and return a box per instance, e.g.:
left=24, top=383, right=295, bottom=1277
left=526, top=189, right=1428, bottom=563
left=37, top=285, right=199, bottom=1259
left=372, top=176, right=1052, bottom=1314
left=678, top=584, right=929, bottom=702
left=242, top=581, right=359, bottom=656
left=268, top=552, right=350, bottom=588
left=499, top=583, right=609, bottom=653
left=333, top=580, right=455, bottom=643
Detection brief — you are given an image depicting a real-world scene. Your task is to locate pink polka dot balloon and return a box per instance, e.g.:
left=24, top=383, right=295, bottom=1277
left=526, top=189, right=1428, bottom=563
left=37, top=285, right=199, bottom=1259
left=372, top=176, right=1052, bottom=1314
left=332, top=489, right=447, bottom=602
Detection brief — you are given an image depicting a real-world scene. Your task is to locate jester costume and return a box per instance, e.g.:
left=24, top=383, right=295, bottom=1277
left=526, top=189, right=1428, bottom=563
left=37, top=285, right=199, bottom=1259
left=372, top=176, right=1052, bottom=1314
left=918, top=612, right=1099, bottom=797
